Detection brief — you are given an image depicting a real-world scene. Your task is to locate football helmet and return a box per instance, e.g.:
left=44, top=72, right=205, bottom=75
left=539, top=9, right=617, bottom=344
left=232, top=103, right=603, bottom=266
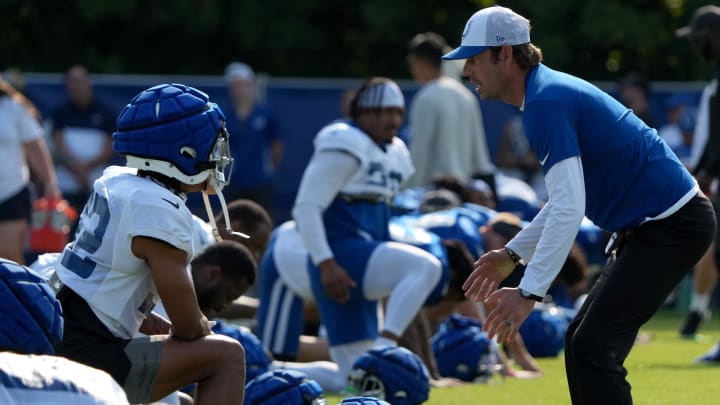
left=518, top=304, right=573, bottom=358
left=112, top=83, right=246, bottom=242
left=431, top=314, right=502, bottom=382
left=211, top=320, right=271, bottom=381
left=0, top=258, right=63, bottom=354
left=340, top=397, right=390, bottom=405
left=244, top=369, right=327, bottom=405
left=347, top=346, right=429, bottom=405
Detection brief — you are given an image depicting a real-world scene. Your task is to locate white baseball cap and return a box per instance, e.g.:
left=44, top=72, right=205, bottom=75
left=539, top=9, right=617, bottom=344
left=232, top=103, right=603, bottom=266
left=224, top=62, right=255, bottom=82
left=443, top=6, right=531, bottom=60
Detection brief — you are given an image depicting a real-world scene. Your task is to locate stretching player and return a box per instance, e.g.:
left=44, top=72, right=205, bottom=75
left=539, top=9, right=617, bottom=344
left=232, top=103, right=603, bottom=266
left=51, top=83, right=250, bottom=404
left=291, top=77, right=443, bottom=388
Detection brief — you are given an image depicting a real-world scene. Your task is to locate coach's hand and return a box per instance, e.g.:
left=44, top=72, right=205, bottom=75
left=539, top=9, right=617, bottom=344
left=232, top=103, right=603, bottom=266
left=462, top=248, right=516, bottom=302
left=482, top=288, right=534, bottom=343
left=318, top=258, right=357, bottom=304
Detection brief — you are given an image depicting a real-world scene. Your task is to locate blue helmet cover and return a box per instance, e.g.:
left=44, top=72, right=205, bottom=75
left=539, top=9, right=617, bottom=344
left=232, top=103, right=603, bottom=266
left=341, top=396, right=391, bottom=405
left=211, top=320, right=271, bottom=381
left=431, top=314, right=502, bottom=382
left=0, top=258, right=63, bottom=354
left=244, top=369, right=326, bottom=405
left=519, top=305, right=573, bottom=357
left=112, top=83, right=228, bottom=182
left=348, top=346, right=430, bottom=405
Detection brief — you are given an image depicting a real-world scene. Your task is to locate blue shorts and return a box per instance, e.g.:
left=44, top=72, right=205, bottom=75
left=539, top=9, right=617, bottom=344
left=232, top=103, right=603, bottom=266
left=308, top=238, right=382, bottom=346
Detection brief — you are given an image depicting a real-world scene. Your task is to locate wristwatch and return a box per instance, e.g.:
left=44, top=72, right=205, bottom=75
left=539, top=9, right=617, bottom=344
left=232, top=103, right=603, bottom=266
left=504, top=246, right=522, bottom=265
left=519, top=288, right=545, bottom=302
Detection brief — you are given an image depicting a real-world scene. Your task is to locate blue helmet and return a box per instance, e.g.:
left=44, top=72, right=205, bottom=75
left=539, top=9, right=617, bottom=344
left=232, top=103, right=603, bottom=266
left=112, top=83, right=233, bottom=190
left=340, top=397, right=390, bottom=405
left=0, top=258, right=63, bottom=354
left=347, top=346, right=429, bottom=405
left=431, top=314, right=502, bottom=382
left=519, top=304, right=573, bottom=358
left=211, top=320, right=271, bottom=381
left=244, top=369, right=327, bottom=405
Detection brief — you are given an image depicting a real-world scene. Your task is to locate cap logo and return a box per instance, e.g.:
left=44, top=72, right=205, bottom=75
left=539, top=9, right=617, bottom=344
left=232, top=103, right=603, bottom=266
left=496, top=35, right=505, bottom=43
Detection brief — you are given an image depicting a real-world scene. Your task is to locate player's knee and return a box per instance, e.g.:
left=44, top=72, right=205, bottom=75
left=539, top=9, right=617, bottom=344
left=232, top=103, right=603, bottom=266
left=207, top=334, right=246, bottom=371
left=419, top=254, right=443, bottom=287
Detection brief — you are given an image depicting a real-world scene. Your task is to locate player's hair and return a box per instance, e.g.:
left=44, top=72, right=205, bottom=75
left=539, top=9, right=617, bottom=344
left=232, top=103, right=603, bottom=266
left=430, top=174, right=472, bottom=202
left=0, top=76, right=42, bottom=122
left=487, top=212, right=524, bottom=240
left=442, top=239, right=475, bottom=302
left=556, top=242, right=589, bottom=286
left=349, top=76, right=396, bottom=120
left=407, top=32, right=448, bottom=69
left=136, top=170, right=183, bottom=195
left=192, top=240, right=257, bottom=286
left=215, top=198, right=272, bottom=233
left=490, top=43, right=543, bottom=69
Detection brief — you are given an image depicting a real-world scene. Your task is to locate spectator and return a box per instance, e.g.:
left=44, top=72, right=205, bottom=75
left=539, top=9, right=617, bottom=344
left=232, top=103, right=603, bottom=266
left=671, top=106, right=698, bottom=167
left=404, top=32, right=496, bottom=192
left=50, top=65, right=117, bottom=218
left=618, top=70, right=657, bottom=128
left=658, top=93, right=697, bottom=149
left=222, top=62, right=284, bottom=214
left=0, top=77, right=61, bottom=264
left=675, top=4, right=720, bottom=358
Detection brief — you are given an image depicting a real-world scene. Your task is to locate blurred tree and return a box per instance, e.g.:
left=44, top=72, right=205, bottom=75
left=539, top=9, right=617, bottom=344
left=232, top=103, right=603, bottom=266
left=0, top=0, right=714, bottom=82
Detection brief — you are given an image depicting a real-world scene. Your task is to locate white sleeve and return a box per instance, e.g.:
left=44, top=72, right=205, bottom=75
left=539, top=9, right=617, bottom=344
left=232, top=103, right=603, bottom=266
left=509, top=157, right=586, bottom=296
left=292, top=150, right=360, bottom=265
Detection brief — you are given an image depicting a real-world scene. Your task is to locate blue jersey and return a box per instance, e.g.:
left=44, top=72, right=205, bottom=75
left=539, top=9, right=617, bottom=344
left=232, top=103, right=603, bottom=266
left=494, top=174, right=542, bottom=221
left=575, top=217, right=609, bottom=268
left=394, top=207, right=488, bottom=260
left=224, top=104, right=280, bottom=187
left=523, top=64, right=697, bottom=231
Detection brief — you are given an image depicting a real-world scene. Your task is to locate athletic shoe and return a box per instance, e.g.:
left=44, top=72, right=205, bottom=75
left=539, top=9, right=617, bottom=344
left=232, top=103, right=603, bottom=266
left=679, top=310, right=704, bottom=338
left=695, top=342, right=720, bottom=363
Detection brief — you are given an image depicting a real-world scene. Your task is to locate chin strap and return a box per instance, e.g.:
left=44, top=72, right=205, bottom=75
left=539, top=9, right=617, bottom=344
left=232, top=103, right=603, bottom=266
left=202, top=186, right=250, bottom=242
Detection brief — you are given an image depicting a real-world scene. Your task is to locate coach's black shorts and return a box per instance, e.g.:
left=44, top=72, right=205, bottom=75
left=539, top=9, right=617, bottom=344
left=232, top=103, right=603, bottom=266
left=0, top=185, right=32, bottom=221
left=54, top=286, right=162, bottom=403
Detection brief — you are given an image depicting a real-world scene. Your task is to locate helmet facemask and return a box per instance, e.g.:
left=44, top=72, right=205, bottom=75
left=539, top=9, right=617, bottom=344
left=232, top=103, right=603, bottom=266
left=201, top=124, right=249, bottom=242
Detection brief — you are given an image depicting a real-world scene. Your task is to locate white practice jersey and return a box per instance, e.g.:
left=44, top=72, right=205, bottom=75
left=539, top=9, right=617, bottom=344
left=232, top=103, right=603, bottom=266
left=54, top=166, right=195, bottom=339
left=192, top=214, right=216, bottom=253
left=315, top=121, right=414, bottom=199
left=0, top=352, right=129, bottom=405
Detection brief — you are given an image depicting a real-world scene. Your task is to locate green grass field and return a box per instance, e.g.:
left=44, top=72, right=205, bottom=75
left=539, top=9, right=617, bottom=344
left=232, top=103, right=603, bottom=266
left=325, top=310, right=720, bottom=404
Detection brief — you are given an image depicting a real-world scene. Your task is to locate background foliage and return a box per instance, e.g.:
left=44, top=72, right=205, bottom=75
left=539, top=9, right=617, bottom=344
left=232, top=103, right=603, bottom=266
left=0, top=0, right=714, bottom=81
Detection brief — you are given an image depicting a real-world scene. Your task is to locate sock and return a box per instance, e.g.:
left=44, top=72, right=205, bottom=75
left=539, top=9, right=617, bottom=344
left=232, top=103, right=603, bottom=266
left=373, top=336, right=397, bottom=349
left=690, top=293, right=711, bottom=313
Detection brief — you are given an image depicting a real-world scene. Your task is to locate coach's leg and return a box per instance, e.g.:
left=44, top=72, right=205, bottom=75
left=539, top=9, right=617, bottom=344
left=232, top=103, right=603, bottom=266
left=148, top=334, right=246, bottom=405
left=565, top=197, right=714, bottom=404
